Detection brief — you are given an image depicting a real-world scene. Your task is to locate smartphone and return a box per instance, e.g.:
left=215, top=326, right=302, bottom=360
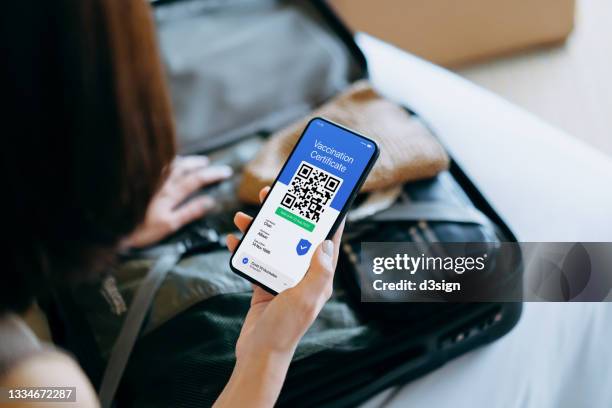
left=230, top=117, right=379, bottom=294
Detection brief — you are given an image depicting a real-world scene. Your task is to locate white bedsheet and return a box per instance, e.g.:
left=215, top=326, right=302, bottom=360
left=357, top=34, right=612, bottom=408
left=363, top=303, right=612, bottom=408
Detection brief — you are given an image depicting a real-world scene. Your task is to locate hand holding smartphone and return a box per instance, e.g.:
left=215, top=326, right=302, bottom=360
left=230, top=117, right=379, bottom=294
left=220, top=196, right=345, bottom=408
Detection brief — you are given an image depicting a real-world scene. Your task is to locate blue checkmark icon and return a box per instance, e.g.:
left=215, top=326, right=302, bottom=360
left=296, top=239, right=312, bottom=256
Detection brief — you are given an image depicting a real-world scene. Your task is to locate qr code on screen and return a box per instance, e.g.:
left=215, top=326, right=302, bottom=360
left=280, top=162, right=342, bottom=223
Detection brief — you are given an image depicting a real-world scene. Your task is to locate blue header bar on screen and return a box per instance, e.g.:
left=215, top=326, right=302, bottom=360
left=277, top=118, right=375, bottom=210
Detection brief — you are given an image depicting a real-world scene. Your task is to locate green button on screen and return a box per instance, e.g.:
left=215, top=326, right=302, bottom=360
left=275, top=207, right=315, bottom=232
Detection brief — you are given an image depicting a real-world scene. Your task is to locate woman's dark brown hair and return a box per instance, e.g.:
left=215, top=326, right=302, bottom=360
left=0, top=0, right=176, bottom=313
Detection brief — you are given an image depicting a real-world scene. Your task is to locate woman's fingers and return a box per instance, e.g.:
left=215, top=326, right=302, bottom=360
left=171, top=165, right=233, bottom=207
left=259, top=186, right=271, bottom=204
left=231, top=187, right=269, bottom=231
left=330, top=218, right=345, bottom=267
left=287, top=220, right=344, bottom=321
left=226, top=234, right=240, bottom=253
left=197, top=165, right=233, bottom=184
left=228, top=188, right=268, bottom=255
left=292, top=240, right=336, bottom=311
left=230, top=187, right=269, bottom=233
left=170, top=155, right=210, bottom=178
left=233, top=212, right=253, bottom=233
left=172, top=195, right=215, bottom=230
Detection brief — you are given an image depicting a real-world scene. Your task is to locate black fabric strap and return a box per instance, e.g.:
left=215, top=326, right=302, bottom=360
left=99, top=251, right=182, bottom=408
left=369, top=202, right=493, bottom=227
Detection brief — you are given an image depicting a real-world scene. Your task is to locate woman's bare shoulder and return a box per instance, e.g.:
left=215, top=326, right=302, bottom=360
left=0, top=350, right=99, bottom=407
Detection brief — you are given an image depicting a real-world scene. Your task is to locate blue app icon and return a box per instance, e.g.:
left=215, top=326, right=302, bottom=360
left=296, top=239, right=312, bottom=256
left=242, top=257, right=249, bottom=264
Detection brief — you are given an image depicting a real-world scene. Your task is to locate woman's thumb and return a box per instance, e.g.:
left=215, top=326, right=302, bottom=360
left=296, top=240, right=335, bottom=300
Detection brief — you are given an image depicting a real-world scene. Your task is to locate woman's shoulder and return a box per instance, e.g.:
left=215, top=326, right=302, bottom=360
left=1, top=350, right=99, bottom=407
left=0, top=313, right=99, bottom=407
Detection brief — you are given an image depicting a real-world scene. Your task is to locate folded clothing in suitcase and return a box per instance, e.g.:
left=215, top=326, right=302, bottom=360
left=45, top=1, right=522, bottom=407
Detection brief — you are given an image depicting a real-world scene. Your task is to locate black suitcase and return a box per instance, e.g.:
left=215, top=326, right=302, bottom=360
left=44, top=1, right=522, bottom=406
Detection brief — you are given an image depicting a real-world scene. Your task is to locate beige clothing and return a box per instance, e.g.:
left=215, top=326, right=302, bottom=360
left=238, top=80, right=449, bottom=204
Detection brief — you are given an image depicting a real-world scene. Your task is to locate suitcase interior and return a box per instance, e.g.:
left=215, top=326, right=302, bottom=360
left=44, top=0, right=522, bottom=405
left=154, top=0, right=367, bottom=153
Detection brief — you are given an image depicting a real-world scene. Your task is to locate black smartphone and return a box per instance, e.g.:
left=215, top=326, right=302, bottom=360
left=230, top=117, right=379, bottom=294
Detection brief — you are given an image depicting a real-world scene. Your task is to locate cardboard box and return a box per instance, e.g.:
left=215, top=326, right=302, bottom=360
left=328, top=0, right=575, bottom=67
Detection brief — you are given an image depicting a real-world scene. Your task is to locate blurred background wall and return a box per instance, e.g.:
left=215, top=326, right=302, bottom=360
left=329, top=0, right=612, bottom=157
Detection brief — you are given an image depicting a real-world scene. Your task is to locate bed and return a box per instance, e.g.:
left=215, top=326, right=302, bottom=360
left=358, top=33, right=612, bottom=408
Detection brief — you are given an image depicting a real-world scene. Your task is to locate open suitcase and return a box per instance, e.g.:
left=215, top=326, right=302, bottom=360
left=44, top=1, right=523, bottom=407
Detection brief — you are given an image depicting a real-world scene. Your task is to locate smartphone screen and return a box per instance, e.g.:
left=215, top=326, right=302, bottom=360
left=230, top=117, right=379, bottom=294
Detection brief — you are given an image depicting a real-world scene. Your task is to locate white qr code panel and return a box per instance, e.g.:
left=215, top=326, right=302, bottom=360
left=280, top=161, right=342, bottom=223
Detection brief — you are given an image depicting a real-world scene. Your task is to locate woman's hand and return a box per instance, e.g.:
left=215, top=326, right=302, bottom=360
left=228, top=187, right=343, bottom=360
left=215, top=186, right=344, bottom=408
left=123, top=155, right=232, bottom=248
